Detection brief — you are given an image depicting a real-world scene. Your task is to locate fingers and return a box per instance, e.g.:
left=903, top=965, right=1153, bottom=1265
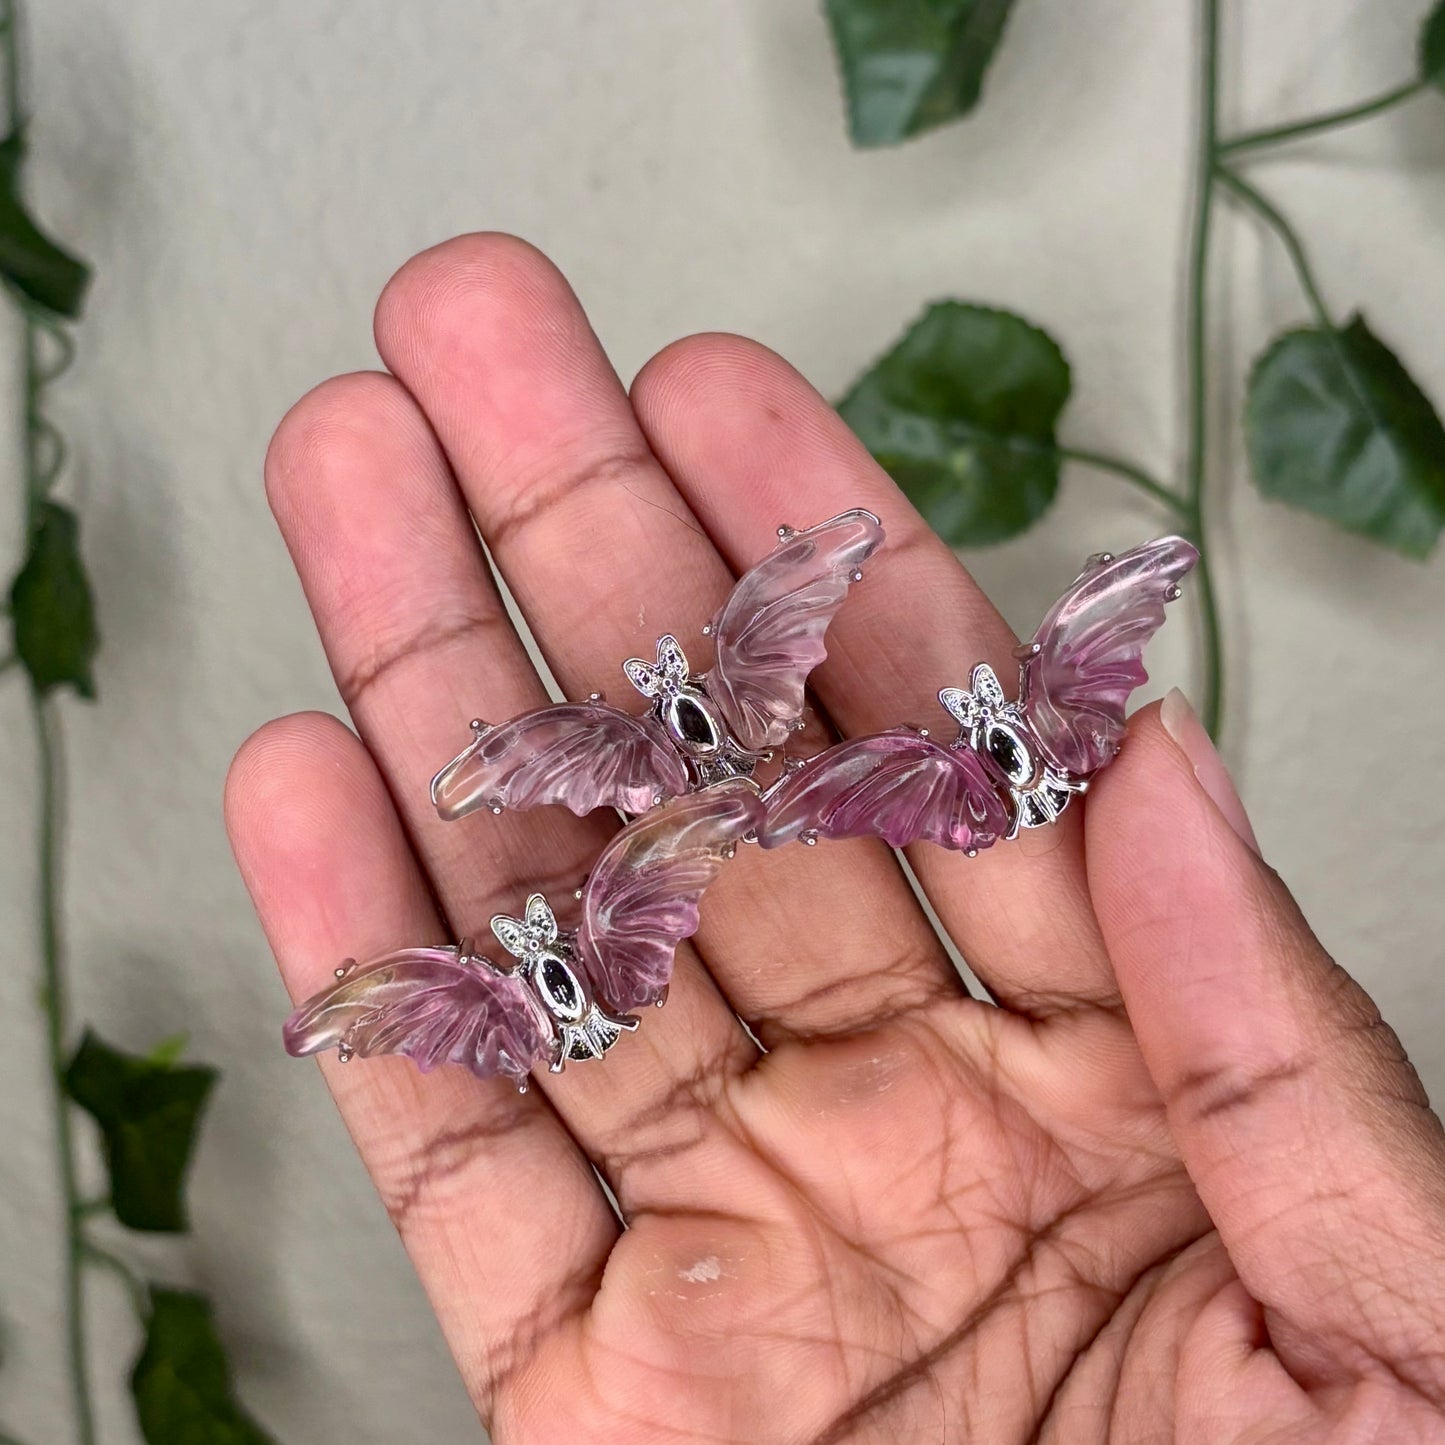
left=371, top=234, right=952, bottom=1044
left=631, top=333, right=1114, bottom=1013
left=262, top=368, right=755, bottom=1212
left=1089, top=693, right=1445, bottom=1403
left=225, top=713, right=613, bottom=1415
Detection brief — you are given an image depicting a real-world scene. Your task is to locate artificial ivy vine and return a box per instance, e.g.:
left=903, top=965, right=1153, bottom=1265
left=826, top=0, right=1445, bottom=738
left=0, top=5, right=274, bottom=1443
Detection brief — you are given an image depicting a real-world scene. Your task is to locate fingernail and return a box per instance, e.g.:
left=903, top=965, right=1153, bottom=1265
left=1160, top=688, right=1260, bottom=855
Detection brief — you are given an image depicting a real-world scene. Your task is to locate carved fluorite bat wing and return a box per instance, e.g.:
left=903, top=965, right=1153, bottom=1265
left=282, top=946, right=552, bottom=1084
left=430, top=702, right=689, bottom=820
left=1019, top=536, right=1199, bottom=776
left=759, top=730, right=1011, bottom=852
left=702, top=510, right=884, bottom=751
left=577, top=781, right=765, bottom=1012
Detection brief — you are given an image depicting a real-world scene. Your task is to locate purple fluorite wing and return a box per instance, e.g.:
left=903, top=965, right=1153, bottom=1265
left=282, top=946, right=552, bottom=1084
left=758, top=730, right=1010, bottom=852
left=577, top=780, right=765, bottom=1012
left=703, top=510, right=884, bottom=751
left=430, top=702, right=688, bottom=821
left=1019, top=536, right=1199, bottom=777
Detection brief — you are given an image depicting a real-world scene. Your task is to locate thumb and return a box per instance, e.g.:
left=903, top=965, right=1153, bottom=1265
left=1087, top=691, right=1445, bottom=1399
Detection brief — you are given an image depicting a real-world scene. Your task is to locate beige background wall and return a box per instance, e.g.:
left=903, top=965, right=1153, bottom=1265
left=1, top=1, right=1442, bottom=1440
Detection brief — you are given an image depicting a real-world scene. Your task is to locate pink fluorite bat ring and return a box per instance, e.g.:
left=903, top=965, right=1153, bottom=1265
left=428, top=510, right=885, bottom=821
left=759, top=536, right=1199, bottom=855
left=284, top=783, right=766, bottom=1089
left=282, top=526, right=1198, bottom=1091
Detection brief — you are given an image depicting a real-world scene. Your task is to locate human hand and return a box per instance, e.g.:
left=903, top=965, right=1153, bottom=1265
left=226, top=235, right=1445, bottom=1443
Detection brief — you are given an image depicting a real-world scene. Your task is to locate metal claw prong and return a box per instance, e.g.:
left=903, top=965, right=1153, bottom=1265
left=1164, top=583, right=1183, bottom=602
left=777, top=524, right=798, bottom=543
left=1013, top=641, right=1043, bottom=662
left=334, top=957, right=356, bottom=979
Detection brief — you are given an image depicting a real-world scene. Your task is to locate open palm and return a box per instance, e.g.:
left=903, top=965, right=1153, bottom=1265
left=227, top=235, right=1445, bottom=1443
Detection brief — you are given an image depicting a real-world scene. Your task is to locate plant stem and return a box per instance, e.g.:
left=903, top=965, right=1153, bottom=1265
left=1053, top=445, right=1190, bottom=516
left=1186, top=0, right=1223, bottom=739
left=2, top=13, right=95, bottom=1440
left=33, top=691, right=94, bottom=1445
left=1218, top=78, right=1425, bottom=157
left=1214, top=165, right=1337, bottom=332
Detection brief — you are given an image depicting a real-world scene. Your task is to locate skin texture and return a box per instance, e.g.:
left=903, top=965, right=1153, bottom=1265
left=225, top=234, right=1445, bottom=1444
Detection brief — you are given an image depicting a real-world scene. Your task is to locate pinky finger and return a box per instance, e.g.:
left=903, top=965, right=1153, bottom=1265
left=225, top=711, right=615, bottom=1415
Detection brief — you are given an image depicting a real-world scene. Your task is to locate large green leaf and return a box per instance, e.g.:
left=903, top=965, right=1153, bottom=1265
left=64, top=1031, right=217, bottom=1233
left=132, top=1290, right=275, bottom=1445
left=824, top=0, right=1016, bottom=147
left=838, top=301, right=1071, bottom=545
left=1422, top=0, right=1445, bottom=90
left=0, top=131, right=90, bottom=318
left=1245, top=315, right=1445, bottom=559
left=9, top=501, right=99, bottom=698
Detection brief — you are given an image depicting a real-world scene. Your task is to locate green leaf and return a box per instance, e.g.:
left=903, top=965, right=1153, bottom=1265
left=63, top=1031, right=218, bottom=1233
left=1245, top=315, right=1445, bottom=559
left=838, top=301, right=1071, bottom=546
left=824, top=0, right=1016, bottom=147
left=9, top=501, right=100, bottom=698
left=132, top=1289, right=275, bottom=1445
left=10, top=501, right=99, bottom=697
left=1422, top=0, right=1445, bottom=90
left=0, top=131, right=90, bottom=318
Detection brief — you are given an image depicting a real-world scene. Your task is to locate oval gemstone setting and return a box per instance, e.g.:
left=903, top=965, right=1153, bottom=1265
left=534, top=951, right=586, bottom=1022
left=983, top=721, right=1035, bottom=788
left=666, top=690, right=724, bottom=755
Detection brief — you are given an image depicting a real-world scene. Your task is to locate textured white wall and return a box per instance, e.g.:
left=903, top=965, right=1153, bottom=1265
left=1, top=2, right=1442, bottom=1440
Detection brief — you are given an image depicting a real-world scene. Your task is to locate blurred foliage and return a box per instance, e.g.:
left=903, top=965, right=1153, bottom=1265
left=1247, top=317, right=1445, bottom=559
left=826, top=0, right=1445, bottom=735
left=0, top=3, right=275, bottom=1440
left=1423, top=0, right=1445, bottom=88
left=838, top=303, right=1069, bottom=545
left=0, top=130, right=88, bottom=317
left=10, top=501, right=98, bottom=696
left=64, top=1032, right=217, bottom=1234
left=132, top=1292, right=274, bottom=1445
left=824, top=0, right=1015, bottom=146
